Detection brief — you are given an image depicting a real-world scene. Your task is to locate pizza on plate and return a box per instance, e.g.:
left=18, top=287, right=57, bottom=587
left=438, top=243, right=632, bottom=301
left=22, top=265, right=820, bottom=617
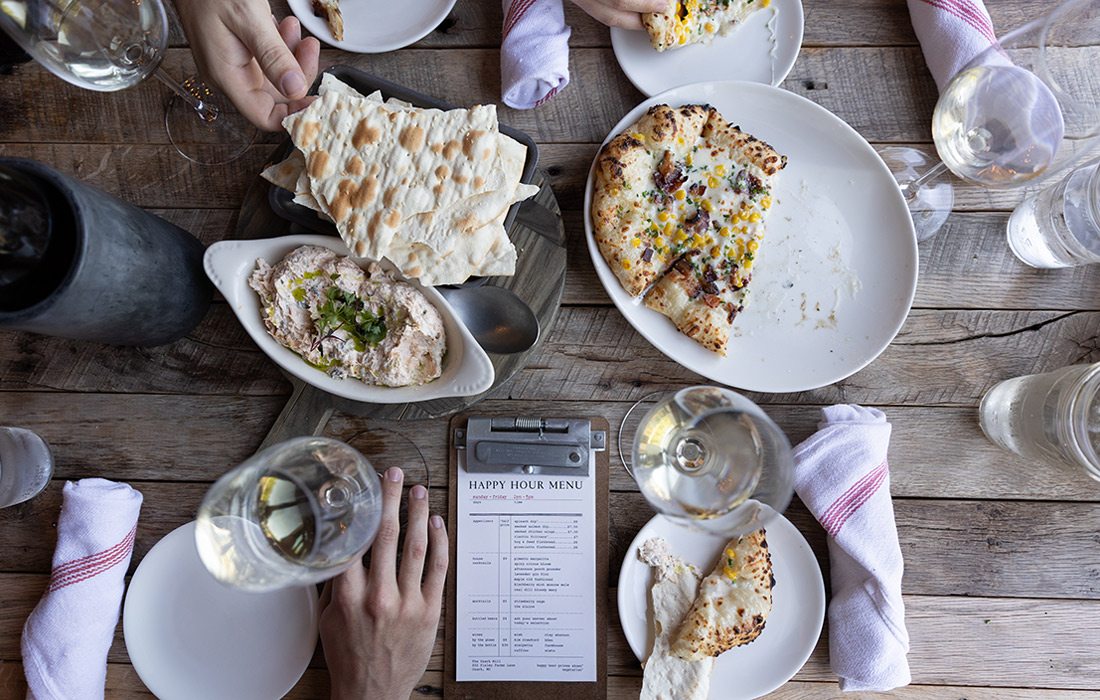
left=644, top=0, right=772, bottom=52
left=311, top=0, right=344, bottom=41
left=592, top=103, right=786, bottom=355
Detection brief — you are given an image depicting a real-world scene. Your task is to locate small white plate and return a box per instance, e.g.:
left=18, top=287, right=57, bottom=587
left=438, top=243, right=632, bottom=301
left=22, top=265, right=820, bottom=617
left=123, top=522, right=319, bottom=700
left=610, top=0, right=804, bottom=96
left=287, top=0, right=457, bottom=53
left=617, top=510, right=825, bottom=700
left=584, top=82, right=918, bottom=393
left=204, top=235, right=495, bottom=404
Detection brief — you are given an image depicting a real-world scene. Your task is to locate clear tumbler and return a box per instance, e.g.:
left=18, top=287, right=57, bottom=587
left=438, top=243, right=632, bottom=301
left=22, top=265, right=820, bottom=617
left=979, top=364, right=1100, bottom=481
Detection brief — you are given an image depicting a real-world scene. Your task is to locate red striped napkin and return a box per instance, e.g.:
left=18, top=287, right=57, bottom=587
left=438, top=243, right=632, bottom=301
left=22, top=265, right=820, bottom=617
left=908, top=0, right=997, bottom=90
left=22, top=479, right=143, bottom=700
left=500, top=0, right=572, bottom=109
left=793, top=405, right=911, bottom=692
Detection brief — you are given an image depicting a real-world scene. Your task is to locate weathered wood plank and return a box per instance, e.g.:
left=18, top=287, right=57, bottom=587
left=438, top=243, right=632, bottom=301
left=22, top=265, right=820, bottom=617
left=0, top=47, right=944, bottom=144
left=4, top=568, right=1100, bottom=689
left=3, top=307, right=1100, bottom=406
left=5, top=482, right=1100, bottom=601
left=3, top=394, right=1097, bottom=501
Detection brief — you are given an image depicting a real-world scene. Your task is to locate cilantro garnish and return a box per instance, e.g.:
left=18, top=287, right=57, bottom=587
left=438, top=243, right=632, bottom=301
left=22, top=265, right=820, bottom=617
left=316, top=286, right=387, bottom=351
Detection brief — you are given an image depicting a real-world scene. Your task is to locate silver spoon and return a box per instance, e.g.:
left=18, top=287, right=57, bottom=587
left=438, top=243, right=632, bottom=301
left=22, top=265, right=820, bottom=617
left=437, top=284, right=540, bottom=354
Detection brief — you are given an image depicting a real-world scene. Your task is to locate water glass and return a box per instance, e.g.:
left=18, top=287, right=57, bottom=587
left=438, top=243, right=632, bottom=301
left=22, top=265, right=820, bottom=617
left=619, top=386, right=794, bottom=537
left=0, top=427, right=53, bottom=508
left=195, top=437, right=383, bottom=592
left=1007, top=162, right=1100, bottom=268
left=979, top=364, right=1100, bottom=481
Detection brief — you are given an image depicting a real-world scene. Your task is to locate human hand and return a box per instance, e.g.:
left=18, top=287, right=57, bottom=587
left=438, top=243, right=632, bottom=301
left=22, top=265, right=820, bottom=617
left=569, top=0, right=669, bottom=30
left=173, top=0, right=320, bottom=131
left=319, top=468, right=448, bottom=700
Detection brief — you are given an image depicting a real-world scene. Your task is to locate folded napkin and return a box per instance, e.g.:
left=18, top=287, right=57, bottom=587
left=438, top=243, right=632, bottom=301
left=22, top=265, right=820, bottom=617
left=793, top=405, right=910, bottom=692
left=500, top=0, right=571, bottom=109
left=907, top=0, right=997, bottom=90
left=23, top=478, right=143, bottom=700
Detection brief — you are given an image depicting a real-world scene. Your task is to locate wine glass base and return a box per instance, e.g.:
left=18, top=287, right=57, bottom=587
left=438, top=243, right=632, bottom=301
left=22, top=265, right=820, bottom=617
left=879, top=146, right=955, bottom=242
left=164, top=76, right=257, bottom=166
left=339, top=426, right=431, bottom=491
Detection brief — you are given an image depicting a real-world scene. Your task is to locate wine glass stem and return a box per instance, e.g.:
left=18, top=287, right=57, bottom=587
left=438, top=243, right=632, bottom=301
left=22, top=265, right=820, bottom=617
left=152, top=66, right=219, bottom=123
left=900, top=160, right=951, bottom=203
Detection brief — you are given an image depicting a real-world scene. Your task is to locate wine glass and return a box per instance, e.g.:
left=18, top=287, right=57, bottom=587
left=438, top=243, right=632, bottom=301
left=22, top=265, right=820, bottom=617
left=0, top=0, right=256, bottom=165
left=195, top=437, right=382, bottom=592
left=618, top=386, right=794, bottom=537
left=882, top=0, right=1100, bottom=241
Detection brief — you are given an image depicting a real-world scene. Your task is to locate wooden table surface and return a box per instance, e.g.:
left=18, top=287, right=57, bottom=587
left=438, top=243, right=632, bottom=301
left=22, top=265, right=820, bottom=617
left=3, top=0, right=1100, bottom=697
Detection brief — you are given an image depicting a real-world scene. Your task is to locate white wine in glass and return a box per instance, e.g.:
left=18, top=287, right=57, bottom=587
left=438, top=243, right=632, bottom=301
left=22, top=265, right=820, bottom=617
left=883, top=0, right=1100, bottom=241
left=620, top=386, right=794, bottom=537
left=0, top=0, right=256, bottom=164
left=196, top=437, right=382, bottom=592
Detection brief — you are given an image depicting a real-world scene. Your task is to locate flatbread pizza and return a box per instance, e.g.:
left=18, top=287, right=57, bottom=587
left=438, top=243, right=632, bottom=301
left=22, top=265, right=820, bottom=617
left=592, top=103, right=786, bottom=355
left=643, top=0, right=772, bottom=52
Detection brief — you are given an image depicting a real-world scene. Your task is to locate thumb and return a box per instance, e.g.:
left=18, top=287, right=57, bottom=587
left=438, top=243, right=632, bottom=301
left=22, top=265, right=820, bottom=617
left=235, top=17, right=308, bottom=99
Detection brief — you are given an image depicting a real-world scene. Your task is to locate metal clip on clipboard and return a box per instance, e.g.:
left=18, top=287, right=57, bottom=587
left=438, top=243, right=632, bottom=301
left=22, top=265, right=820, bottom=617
left=454, top=417, right=607, bottom=476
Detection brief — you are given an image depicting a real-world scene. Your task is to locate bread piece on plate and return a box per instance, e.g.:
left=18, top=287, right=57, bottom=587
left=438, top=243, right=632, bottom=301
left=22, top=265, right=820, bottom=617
left=643, top=0, right=772, bottom=52
left=638, top=538, right=714, bottom=700
left=311, top=0, right=344, bottom=41
left=672, top=529, right=774, bottom=661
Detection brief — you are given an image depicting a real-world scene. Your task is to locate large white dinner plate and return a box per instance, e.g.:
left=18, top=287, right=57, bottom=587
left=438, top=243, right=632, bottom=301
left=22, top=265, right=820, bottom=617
left=205, top=235, right=495, bottom=404
left=123, top=522, right=319, bottom=700
left=617, top=510, right=825, bottom=700
left=610, top=0, right=804, bottom=96
left=584, top=82, right=918, bottom=393
left=287, top=0, right=457, bottom=53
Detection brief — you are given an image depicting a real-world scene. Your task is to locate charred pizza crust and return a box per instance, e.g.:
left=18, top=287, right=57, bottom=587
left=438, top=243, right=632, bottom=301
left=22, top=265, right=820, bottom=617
left=643, top=0, right=772, bottom=52
left=591, top=102, right=786, bottom=355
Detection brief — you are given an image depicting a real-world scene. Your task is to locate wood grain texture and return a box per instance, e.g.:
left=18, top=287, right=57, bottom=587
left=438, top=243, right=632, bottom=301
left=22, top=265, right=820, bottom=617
left=2, top=394, right=1097, bottom=501
left=4, top=307, right=1100, bottom=406
left=4, top=483, right=1099, bottom=601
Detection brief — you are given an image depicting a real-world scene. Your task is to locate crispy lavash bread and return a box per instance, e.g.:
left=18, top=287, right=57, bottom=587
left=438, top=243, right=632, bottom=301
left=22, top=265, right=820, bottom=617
left=269, top=75, right=535, bottom=284
left=592, top=104, right=710, bottom=296
left=672, top=529, right=774, bottom=661
left=638, top=538, right=713, bottom=700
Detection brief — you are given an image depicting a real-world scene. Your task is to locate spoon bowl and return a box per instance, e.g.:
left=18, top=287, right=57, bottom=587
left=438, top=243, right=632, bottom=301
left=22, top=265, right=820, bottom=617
left=438, top=284, right=540, bottom=354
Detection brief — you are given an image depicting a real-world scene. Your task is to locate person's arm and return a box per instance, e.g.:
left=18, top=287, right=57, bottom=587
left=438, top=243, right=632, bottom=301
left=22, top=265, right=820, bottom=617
left=569, top=0, right=669, bottom=30
left=172, top=0, right=320, bottom=131
left=319, top=468, right=448, bottom=700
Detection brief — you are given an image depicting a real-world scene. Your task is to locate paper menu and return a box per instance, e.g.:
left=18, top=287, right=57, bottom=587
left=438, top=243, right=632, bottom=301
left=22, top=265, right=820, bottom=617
left=455, top=452, right=597, bottom=682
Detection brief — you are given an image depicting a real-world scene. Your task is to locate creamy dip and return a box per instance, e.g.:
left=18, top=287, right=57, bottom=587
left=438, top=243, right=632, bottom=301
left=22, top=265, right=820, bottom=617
left=249, top=245, right=445, bottom=387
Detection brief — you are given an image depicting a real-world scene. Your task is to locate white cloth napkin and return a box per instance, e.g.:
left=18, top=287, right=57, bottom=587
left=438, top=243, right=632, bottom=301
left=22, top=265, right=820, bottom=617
left=500, top=0, right=571, bottom=109
left=22, top=478, right=143, bottom=700
left=907, top=0, right=998, bottom=90
left=793, top=405, right=911, bottom=692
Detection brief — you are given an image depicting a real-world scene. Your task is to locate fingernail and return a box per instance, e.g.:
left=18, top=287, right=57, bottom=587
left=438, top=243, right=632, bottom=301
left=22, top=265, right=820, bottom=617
left=411, top=484, right=427, bottom=500
left=431, top=515, right=444, bottom=529
left=280, top=70, right=306, bottom=97
left=386, top=467, right=403, bottom=483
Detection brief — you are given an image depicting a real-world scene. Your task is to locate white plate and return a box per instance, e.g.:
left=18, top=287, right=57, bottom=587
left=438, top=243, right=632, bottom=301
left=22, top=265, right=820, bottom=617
left=584, top=82, right=918, bottom=393
left=287, top=0, right=457, bottom=53
left=123, top=522, right=319, bottom=700
left=204, top=235, right=495, bottom=404
left=617, top=510, right=825, bottom=700
left=610, top=0, right=804, bottom=96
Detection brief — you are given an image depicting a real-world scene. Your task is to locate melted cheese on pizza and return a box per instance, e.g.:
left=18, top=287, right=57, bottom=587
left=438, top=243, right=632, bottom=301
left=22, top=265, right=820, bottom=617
left=645, top=0, right=772, bottom=52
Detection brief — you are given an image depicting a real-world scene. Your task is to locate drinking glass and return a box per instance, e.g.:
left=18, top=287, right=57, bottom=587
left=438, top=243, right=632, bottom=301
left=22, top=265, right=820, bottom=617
left=0, top=0, right=256, bottom=165
left=979, top=363, right=1100, bottom=482
left=881, top=0, right=1100, bottom=241
left=618, top=386, right=794, bottom=537
left=1006, top=160, right=1100, bottom=267
left=195, top=437, right=383, bottom=592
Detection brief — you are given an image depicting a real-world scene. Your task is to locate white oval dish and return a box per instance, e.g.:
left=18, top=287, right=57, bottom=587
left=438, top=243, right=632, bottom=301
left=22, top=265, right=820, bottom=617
left=617, top=509, right=825, bottom=700
left=123, top=521, right=318, bottom=700
left=204, top=235, right=495, bottom=404
left=287, top=0, right=457, bottom=53
left=610, top=0, right=804, bottom=97
left=584, top=81, right=919, bottom=393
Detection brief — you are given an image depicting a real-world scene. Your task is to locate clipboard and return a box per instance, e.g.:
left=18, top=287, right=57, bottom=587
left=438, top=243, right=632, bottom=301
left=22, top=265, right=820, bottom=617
left=444, top=414, right=610, bottom=699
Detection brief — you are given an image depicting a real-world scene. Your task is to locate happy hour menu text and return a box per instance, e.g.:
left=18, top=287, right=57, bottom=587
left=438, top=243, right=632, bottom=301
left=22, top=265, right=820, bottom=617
left=456, top=456, right=597, bottom=682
